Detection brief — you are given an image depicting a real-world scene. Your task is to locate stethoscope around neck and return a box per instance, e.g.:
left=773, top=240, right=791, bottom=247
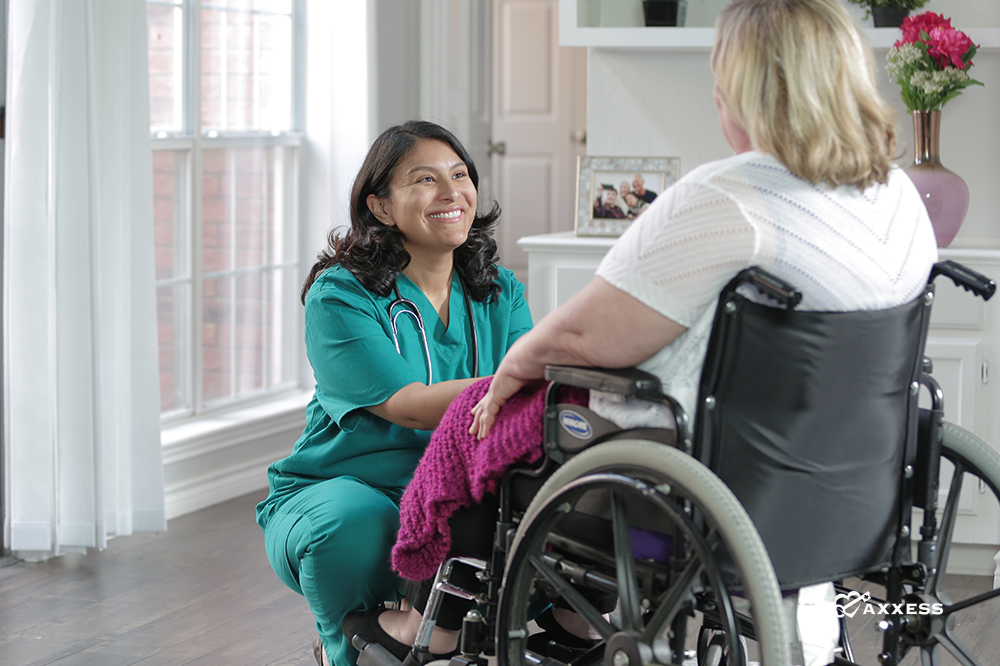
left=388, top=279, right=479, bottom=384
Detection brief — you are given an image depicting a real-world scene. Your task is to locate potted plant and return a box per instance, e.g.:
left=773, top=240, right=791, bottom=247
left=846, top=0, right=930, bottom=28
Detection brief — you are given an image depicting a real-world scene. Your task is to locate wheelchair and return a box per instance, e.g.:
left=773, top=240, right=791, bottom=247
left=350, top=261, right=1000, bottom=666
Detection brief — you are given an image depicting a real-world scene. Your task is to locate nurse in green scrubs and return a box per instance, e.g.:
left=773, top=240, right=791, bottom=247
left=256, top=121, right=532, bottom=666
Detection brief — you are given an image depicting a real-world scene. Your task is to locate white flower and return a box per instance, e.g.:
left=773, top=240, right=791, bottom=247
left=910, top=70, right=943, bottom=95
left=933, top=68, right=970, bottom=84
left=886, top=43, right=924, bottom=78
left=908, top=68, right=968, bottom=96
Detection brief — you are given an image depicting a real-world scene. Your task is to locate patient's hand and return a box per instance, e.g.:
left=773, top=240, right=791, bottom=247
left=469, top=372, right=528, bottom=439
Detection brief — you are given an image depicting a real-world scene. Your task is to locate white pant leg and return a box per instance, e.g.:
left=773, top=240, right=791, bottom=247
left=787, top=582, right=839, bottom=666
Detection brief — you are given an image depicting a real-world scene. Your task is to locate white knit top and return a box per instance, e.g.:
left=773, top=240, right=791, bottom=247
left=592, top=151, right=938, bottom=429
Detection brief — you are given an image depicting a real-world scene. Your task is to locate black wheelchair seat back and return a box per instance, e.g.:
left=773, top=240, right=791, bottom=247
left=695, top=271, right=933, bottom=589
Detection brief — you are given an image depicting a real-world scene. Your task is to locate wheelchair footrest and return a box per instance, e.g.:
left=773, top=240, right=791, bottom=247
left=353, top=636, right=403, bottom=666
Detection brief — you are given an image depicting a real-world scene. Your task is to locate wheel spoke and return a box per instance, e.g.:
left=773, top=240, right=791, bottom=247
left=943, top=586, right=1000, bottom=614
left=938, top=627, right=984, bottom=666
left=920, top=643, right=940, bottom=666
left=610, top=487, right=642, bottom=633
left=838, top=614, right=856, bottom=664
left=638, top=551, right=704, bottom=642
left=528, top=552, right=617, bottom=641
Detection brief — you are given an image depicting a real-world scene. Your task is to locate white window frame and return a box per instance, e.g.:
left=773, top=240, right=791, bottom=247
left=150, top=0, right=305, bottom=423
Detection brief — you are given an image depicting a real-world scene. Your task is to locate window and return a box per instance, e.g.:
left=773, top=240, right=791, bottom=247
left=148, top=0, right=301, bottom=419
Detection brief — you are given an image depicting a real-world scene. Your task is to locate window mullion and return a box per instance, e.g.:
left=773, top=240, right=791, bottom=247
left=220, top=7, right=228, bottom=132
left=178, top=150, right=194, bottom=414
left=229, top=150, right=238, bottom=400
left=190, top=0, right=206, bottom=413
left=253, top=11, right=261, bottom=129
left=172, top=5, right=184, bottom=129
left=261, top=151, right=271, bottom=388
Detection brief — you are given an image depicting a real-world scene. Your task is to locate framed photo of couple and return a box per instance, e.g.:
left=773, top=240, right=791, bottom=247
left=575, top=156, right=680, bottom=237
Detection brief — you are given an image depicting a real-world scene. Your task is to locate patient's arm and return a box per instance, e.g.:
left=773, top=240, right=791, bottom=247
left=470, top=276, right=685, bottom=439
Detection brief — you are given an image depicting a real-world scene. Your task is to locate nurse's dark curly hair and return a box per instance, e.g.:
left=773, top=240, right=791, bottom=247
left=301, top=120, right=502, bottom=304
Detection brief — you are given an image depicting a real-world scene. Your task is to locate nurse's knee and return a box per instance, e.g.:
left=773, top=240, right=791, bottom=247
left=299, top=485, right=398, bottom=563
left=311, top=499, right=399, bottom=568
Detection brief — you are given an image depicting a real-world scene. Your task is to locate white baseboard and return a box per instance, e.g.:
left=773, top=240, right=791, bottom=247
left=161, top=393, right=309, bottom=521
left=942, top=543, right=1000, bottom=577
left=164, top=454, right=276, bottom=521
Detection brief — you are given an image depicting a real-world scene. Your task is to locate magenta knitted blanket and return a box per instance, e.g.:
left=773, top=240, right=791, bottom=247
left=391, top=377, right=587, bottom=580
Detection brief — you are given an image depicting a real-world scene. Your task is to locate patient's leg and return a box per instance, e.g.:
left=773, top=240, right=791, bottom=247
left=351, top=497, right=500, bottom=653
left=787, top=582, right=839, bottom=666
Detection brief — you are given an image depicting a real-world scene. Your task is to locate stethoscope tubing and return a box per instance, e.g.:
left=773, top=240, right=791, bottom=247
left=388, top=280, right=479, bottom=383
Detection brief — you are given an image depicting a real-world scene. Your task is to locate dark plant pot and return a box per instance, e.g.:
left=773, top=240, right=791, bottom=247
left=871, top=6, right=910, bottom=28
left=643, top=0, right=687, bottom=27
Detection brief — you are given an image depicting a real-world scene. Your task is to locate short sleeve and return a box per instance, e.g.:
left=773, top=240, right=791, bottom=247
left=304, top=273, right=424, bottom=432
left=502, top=269, right=533, bottom=350
left=596, top=179, right=759, bottom=328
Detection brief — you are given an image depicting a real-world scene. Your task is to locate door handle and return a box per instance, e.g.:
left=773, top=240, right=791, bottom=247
left=487, top=139, right=507, bottom=157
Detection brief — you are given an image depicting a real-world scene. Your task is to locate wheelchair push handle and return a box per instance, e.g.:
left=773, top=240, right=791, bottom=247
left=733, top=267, right=803, bottom=310
left=930, top=260, right=996, bottom=301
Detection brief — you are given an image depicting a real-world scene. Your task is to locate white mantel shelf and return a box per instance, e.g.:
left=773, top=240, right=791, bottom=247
left=560, top=26, right=1000, bottom=51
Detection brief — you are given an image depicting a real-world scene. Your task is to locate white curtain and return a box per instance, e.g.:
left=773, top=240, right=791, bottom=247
left=4, top=0, right=165, bottom=560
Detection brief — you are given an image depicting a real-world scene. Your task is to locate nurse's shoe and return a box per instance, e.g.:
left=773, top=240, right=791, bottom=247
left=342, top=606, right=459, bottom=663
left=312, top=633, right=327, bottom=666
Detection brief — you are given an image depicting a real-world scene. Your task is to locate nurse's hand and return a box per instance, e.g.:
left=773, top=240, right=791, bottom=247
left=469, top=371, right=528, bottom=440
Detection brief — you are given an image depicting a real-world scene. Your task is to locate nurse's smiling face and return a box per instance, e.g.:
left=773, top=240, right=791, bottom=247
left=367, top=139, right=478, bottom=258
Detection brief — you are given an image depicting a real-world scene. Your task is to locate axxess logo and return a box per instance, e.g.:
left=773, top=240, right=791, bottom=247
left=834, top=591, right=944, bottom=618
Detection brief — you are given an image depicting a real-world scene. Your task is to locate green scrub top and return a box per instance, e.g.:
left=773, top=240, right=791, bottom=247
left=259, top=263, right=533, bottom=510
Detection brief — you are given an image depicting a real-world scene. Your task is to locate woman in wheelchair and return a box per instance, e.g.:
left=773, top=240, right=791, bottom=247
left=463, top=0, right=939, bottom=663
left=255, top=120, right=533, bottom=666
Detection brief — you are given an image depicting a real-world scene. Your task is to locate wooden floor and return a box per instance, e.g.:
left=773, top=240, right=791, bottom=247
left=0, top=491, right=996, bottom=665
left=0, top=491, right=315, bottom=666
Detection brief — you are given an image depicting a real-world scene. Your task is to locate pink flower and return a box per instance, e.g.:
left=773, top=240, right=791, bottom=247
left=898, top=12, right=951, bottom=46
left=926, top=26, right=975, bottom=70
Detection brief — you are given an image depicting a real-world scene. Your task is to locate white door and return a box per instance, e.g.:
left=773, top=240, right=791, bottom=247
left=491, top=0, right=587, bottom=282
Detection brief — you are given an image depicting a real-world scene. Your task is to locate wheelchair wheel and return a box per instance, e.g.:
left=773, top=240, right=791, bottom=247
left=496, top=440, right=791, bottom=666
left=896, top=422, right=1000, bottom=666
left=697, top=626, right=749, bottom=666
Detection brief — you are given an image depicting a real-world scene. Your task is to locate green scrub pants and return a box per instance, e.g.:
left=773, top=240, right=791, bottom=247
left=261, top=476, right=403, bottom=666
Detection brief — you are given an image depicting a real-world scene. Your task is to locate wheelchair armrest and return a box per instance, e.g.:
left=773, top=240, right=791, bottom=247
left=544, top=365, right=663, bottom=401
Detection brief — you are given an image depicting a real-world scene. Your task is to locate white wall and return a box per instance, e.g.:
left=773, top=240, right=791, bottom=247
left=373, top=0, right=423, bottom=131
left=585, top=0, right=1000, bottom=247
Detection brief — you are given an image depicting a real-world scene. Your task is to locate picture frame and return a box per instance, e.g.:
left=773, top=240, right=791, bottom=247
left=575, top=156, right=681, bottom=237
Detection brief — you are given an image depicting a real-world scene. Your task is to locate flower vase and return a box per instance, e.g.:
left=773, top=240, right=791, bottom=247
left=904, top=110, right=969, bottom=247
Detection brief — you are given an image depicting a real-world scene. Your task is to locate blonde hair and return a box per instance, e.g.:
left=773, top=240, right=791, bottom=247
left=710, top=0, right=897, bottom=189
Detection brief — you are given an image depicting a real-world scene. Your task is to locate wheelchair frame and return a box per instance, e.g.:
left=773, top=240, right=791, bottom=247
left=348, top=262, right=1000, bottom=666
